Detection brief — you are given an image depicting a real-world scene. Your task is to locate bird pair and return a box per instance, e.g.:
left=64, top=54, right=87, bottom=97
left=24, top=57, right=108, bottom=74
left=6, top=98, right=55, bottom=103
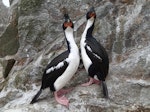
left=30, top=7, right=109, bottom=108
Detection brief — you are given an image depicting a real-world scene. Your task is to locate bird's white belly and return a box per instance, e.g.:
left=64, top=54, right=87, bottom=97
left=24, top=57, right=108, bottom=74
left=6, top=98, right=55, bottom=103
left=80, top=42, right=92, bottom=73
left=54, top=54, right=79, bottom=91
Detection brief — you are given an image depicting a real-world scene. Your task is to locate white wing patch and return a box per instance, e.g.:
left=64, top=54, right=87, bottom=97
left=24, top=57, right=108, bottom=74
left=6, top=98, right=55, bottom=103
left=93, top=53, right=102, bottom=61
left=86, top=45, right=102, bottom=61
left=46, top=61, right=65, bottom=74
left=86, top=45, right=92, bottom=52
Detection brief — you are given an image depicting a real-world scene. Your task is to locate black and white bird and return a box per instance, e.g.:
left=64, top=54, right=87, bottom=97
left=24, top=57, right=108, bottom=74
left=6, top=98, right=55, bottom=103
left=80, top=7, right=109, bottom=98
left=30, top=14, right=80, bottom=107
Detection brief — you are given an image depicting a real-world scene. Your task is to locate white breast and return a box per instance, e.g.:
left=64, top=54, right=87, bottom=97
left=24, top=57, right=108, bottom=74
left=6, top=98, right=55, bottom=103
left=54, top=47, right=80, bottom=91
left=80, top=36, right=92, bottom=73
left=80, top=18, right=95, bottom=73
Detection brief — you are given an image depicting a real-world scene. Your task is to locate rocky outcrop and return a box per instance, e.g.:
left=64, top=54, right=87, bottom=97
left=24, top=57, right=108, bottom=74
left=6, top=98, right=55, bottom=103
left=0, top=0, right=9, bottom=35
left=0, top=0, right=19, bottom=79
left=0, top=0, right=10, bottom=79
left=0, top=0, right=150, bottom=111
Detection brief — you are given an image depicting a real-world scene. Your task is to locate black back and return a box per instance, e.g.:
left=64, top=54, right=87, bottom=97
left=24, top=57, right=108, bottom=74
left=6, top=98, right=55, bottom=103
left=85, top=37, right=109, bottom=81
left=41, top=51, right=69, bottom=91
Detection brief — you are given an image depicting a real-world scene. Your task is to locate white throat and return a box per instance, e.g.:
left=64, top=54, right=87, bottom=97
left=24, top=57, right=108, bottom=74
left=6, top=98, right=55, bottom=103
left=81, top=17, right=95, bottom=41
left=65, top=27, right=79, bottom=54
left=85, top=17, right=95, bottom=30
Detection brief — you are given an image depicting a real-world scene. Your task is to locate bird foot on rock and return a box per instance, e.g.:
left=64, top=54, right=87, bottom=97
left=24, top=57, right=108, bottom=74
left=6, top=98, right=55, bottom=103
left=54, top=89, right=72, bottom=108
left=81, top=78, right=100, bottom=86
left=57, top=88, right=73, bottom=97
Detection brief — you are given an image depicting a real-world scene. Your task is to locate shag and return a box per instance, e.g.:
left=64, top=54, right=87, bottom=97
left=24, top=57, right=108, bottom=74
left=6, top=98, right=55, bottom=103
left=30, top=14, right=80, bottom=107
left=80, top=7, right=109, bottom=98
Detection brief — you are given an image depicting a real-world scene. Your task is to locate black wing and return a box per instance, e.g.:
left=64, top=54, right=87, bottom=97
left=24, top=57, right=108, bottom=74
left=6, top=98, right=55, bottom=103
left=85, top=37, right=108, bottom=61
left=85, top=37, right=109, bottom=80
left=41, top=51, right=69, bottom=91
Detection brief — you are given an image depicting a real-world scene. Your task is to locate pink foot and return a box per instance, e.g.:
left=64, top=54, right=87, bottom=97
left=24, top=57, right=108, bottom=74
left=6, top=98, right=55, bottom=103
left=92, top=78, right=100, bottom=85
left=57, top=88, right=73, bottom=97
left=81, top=78, right=100, bottom=86
left=54, top=91, right=69, bottom=108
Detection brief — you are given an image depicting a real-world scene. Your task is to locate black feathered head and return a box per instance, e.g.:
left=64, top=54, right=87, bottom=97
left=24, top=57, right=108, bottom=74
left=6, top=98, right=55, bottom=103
left=86, top=7, right=96, bottom=20
left=63, top=14, right=74, bottom=30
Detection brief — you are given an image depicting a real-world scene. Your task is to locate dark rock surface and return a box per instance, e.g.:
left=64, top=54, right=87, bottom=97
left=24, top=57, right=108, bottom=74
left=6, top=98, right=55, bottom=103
left=0, top=0, right=150, bottom=111
left=0, top=0, right=9, bottom=35
left=0, top=0, right=10, bottom=81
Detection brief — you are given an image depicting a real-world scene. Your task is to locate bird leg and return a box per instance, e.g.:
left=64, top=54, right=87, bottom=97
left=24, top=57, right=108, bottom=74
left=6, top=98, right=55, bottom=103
left=81, top=77, right=100, bottom=86
left=57, top=88, right=73, bottom=97
left=54, top=89, right=72, bottom=108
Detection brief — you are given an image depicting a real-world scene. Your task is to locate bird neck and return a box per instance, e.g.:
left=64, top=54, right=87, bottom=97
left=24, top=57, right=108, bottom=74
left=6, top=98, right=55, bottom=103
left=82, top=17, right=95, bottom=39
left=64, top=27, right=78, bottom=54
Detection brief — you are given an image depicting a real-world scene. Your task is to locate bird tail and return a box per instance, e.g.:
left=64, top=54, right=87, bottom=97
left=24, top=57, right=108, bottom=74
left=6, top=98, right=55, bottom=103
left=30, top=88, right=42, bottom=104
left=101, top=81, right=109, bottom=98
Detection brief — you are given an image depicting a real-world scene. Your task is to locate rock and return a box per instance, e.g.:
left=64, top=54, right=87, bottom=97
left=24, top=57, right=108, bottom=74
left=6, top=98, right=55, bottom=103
left=0, top=23, right=19, bottom=57
left=3, top=59, right=16, bottom=78
left=0, top=0, right=9, bottom=35
left=0, top=0, right=150, bottom=111
left=0, top=0, right=19, bottom=81
left=0, top=0, right=11, bottom=84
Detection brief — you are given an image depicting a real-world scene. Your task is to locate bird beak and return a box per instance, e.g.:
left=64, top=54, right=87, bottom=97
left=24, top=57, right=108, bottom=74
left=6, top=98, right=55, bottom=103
left=63, top=14, right=73, bottom=28
left=88, top=7, right=96, bottom=18
left=89, top=7, right=95, bottom=13
left=64, top=14, right=70, bottom=22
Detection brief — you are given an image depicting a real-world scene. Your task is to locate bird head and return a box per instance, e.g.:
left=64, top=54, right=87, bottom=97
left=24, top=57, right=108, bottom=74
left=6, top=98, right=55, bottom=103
left=63, top=14, right=74, bottom=30
left=86, top=7, right=96, bottom=20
